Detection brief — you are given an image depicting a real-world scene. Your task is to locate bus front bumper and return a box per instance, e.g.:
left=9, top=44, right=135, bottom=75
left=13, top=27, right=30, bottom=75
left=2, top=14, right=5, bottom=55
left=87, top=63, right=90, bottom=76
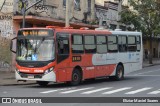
left=15, top=70, right=56, bottom=82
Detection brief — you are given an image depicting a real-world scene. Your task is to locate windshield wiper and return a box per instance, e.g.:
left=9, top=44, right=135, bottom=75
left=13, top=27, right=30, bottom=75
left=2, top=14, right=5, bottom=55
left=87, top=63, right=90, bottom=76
left=34, top=37, right=45, bottom=54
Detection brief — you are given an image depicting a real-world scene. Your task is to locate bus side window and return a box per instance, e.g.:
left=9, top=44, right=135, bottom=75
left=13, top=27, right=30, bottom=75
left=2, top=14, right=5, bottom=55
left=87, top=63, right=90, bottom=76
left=72, top=34, right=84, bottom=54
left=84, top=35, right=96, bottom=53
left=96, top=35, right=107, bottom=53
left=128, top=36, right=136, bottom=52
left=118, top=35, right=127, bottom=52
left=137, top=36, right=141, bottom=51
left=108, top=36, right=118, bottom=52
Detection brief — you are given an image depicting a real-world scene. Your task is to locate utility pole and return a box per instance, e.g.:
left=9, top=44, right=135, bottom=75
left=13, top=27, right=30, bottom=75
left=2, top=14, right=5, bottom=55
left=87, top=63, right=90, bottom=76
left=65, top=0, right=70, bottom=27
left=22, top=0, right=42, bottom=28
left=91, top=0, right=95, bottom=22
left=117, top=0, right=122, bottom=29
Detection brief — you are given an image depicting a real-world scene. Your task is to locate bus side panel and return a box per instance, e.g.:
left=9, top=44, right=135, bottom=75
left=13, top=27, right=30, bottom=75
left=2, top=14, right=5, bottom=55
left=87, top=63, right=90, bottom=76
left=83, top=54, right=95, bottom=79
left=66, top=68, right=73, bottom=81
left=95, top=66, right=107, bottom=77
left=83, top=67, right=95, bottom=79
left=56, top=68, right=67, bottom=82
left=56, top=68, right=75, bottom=82
left=71, top=54, right=95, bottom=80
left=55, top=57, right=71, bottom=82
left=92, top=54, right=117, bottom=77
left=95, top=65, right=116, bottom=77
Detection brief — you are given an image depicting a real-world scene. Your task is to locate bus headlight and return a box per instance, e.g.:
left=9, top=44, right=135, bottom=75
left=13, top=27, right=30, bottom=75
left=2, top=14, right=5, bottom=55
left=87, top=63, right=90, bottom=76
left=44, top=67, right=54, bottom=75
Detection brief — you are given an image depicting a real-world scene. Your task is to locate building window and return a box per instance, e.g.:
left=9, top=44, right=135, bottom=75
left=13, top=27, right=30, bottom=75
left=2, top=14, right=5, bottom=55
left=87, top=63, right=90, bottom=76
left=96, top=36, right=107, bottom=53
left=63, top=0, right=66, bottom=7
left=118, top=35, right=127, bottom=52
left=74, top=0, right=80, bottom=10
left=88, top=0, right=91, bottom=12
left=128, top=36, right=136, bottom=51
left=72, top=35, right=84, bottom=54
left=108, top=36, right=118, bottom=52
left=84, top=35, right=96, bottom=53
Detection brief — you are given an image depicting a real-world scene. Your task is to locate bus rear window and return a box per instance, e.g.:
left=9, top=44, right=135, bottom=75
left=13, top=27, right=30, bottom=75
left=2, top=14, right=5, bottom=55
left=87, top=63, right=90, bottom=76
left=18, top=29, right=54, bottom=36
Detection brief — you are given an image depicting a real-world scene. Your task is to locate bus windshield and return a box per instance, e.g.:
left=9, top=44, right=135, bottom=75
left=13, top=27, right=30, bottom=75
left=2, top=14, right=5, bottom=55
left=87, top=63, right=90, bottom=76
left=16, top=38, right=55, bottom=61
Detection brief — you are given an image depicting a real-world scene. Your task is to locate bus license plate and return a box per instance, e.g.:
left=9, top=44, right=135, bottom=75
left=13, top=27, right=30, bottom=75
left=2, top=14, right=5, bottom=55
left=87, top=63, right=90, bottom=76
left=28, top=75, right=34, bottom=79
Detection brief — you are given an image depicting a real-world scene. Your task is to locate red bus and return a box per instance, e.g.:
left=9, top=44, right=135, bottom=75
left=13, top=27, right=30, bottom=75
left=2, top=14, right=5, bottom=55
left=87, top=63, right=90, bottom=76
left=11, top=26, right=143, bottom=86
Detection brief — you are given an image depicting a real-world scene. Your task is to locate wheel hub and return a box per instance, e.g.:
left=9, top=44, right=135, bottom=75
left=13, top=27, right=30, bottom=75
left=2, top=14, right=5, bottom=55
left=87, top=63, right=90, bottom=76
left=73, top=73, right=78, bottom=81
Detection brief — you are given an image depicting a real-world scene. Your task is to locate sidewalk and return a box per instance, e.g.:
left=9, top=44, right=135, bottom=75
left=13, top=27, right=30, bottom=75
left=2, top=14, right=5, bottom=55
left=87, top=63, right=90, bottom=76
left=1, top=59, right=160, bottom=86
left=0, top=71, right=36, bottom=86
left=143, top=58, right=160, bottom=68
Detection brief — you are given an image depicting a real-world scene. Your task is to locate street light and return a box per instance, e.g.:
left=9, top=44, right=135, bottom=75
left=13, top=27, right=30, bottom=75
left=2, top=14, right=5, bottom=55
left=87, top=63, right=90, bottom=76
left=22, top=0, right=42, bottom=28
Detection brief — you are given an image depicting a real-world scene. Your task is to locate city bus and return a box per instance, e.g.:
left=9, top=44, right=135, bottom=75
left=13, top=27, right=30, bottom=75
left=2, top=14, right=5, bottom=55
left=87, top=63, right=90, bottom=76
left=10, top=26, right=143, bottom=86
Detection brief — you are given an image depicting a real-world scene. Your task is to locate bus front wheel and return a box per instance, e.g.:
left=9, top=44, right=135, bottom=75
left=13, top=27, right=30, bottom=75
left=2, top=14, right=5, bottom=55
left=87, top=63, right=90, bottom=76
left=70, top=69, right=82, bottom=86
left=37, top=81, right=49, bottom=87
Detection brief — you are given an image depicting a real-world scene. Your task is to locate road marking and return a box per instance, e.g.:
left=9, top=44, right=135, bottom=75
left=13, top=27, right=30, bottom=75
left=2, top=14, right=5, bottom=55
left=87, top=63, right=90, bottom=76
left=60, top=87, right=94, bottom=94
left=3, top=91, right=7, bottom=94
left=125, top=87, right=152, bottom=94
left=40, top=90, right=59, bottom=94
left=148, top=89, right=160, bottom=94
left=81, top=87, right=112, bottom=94
left=40, top=88, right=76, bottom=94
left=126, top=75, right=160, bottom=77
left=102, top=87, right=132, bottom=94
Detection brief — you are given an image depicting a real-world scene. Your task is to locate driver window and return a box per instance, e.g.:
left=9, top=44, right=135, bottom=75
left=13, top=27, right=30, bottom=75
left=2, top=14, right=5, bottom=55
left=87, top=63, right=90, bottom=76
left=57, top=33, right=69, bottom=55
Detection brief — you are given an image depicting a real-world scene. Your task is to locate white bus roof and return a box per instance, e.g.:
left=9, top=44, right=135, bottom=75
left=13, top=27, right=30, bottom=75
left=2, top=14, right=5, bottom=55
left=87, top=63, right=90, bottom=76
left=110, top=31, right=142, bottom=36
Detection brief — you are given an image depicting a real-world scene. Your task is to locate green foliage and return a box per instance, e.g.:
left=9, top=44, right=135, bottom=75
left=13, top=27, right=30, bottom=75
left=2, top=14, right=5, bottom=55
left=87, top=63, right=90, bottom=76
left=120, top=9, right=142, bottom=31
left=120, top=0, right=160, bottom=36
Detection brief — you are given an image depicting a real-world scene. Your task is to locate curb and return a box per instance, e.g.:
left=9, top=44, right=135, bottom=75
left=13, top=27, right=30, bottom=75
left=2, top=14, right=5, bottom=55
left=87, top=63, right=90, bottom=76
left=0, top=82, right=37, bottom=86
left=143, top=63, right=160, bottom=68
left=0, top=80, right=36, bottom=86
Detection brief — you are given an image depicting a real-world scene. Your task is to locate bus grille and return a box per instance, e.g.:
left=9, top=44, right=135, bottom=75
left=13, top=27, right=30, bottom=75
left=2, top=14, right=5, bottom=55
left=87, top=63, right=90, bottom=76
left=19, top=72, right=43, bottom=79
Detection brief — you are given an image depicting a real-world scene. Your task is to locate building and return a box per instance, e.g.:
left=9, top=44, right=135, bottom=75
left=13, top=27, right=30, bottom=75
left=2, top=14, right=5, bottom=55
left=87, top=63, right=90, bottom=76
left=96, top=0, right=129, bottom=6
left=1, top=0, right=128, bottom=38
left=95, top=0, right=126, bottom=30
left=0, top=0, right=14, bottom=38
left=143, top=37, right=160, bottom=59
left=13, top=0, right=97, bottom=32
left=0, top=0, right=13, bottom=70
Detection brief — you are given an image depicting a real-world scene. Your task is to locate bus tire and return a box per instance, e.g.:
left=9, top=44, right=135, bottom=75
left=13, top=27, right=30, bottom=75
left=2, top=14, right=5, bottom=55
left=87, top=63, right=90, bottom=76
left=70, top=69, right=82, bottom=86
left=37, top=81, right=49, bottom=87
left=110, top=65, right=124, bottom=81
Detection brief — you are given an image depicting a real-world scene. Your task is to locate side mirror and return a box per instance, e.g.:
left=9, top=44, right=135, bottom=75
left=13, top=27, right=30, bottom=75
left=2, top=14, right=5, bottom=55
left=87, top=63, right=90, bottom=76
left=10, top=37, right=17, bottom=53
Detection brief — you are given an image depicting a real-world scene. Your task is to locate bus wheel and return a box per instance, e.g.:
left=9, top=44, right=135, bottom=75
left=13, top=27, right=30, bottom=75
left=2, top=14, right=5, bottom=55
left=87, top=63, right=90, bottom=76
left=110, top=65, right=124, bottom=81
left=37, top=81, right=49, bottom=87
left=70, top=69, right=82, bottom=86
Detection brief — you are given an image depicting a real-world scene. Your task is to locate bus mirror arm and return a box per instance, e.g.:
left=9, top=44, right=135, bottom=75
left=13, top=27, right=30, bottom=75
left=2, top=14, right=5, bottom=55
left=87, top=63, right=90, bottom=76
left=10, top=37, right=17, bottom=53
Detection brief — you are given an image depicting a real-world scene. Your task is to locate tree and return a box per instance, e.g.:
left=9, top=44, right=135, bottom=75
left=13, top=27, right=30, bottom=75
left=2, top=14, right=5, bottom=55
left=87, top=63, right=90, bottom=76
left=120, top=0, right=160, bottom=64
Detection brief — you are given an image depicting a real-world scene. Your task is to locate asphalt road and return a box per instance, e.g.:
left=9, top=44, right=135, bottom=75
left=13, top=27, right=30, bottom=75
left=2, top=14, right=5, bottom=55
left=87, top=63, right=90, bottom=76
left=1, top=65, right=160, bottom=106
